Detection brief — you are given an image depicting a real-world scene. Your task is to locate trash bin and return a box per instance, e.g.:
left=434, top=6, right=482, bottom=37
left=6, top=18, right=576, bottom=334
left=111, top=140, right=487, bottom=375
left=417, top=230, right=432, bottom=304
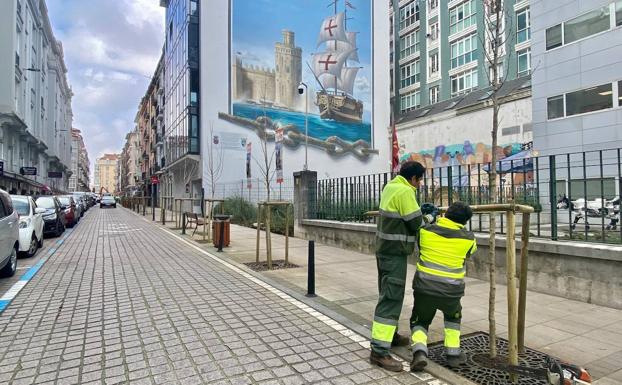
left=213, top=214, right=232, bottom=248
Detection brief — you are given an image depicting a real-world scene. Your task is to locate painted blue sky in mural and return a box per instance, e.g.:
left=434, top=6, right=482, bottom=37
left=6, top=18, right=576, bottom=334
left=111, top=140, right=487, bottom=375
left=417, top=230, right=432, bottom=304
left=232, top=0, right=373, bottom=123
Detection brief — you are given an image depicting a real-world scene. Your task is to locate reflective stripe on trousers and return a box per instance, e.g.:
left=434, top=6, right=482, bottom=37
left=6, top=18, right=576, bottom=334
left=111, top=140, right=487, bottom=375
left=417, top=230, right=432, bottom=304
left=410, top=326, right=428, bottom=355
left=371, top=316, right=397, bottom=350
left=444, top=320, right=461, bottom=356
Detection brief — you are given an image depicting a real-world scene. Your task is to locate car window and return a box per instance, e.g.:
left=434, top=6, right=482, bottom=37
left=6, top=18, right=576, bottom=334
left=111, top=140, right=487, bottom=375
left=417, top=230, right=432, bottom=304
left=36, top=197, right=56, bottom=209
left=0, top=197, right=6, bottom=218
left=1, top=194, right=13, bottom=215
left=58, top=197, right=70, bottom=205
left=11, top=198, right=30, bottom=216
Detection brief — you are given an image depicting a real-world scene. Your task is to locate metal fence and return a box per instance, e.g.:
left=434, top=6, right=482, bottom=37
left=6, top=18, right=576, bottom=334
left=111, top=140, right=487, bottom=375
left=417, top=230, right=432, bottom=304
left=309, top=148, right=622, bottom=244
left=210, top=177, right=295, bottom=204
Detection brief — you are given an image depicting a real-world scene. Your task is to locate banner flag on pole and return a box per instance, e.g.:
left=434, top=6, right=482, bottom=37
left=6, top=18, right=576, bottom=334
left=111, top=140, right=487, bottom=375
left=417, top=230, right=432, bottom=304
left=246, top=142, right=252, bottom=189
left=275, top=127, right=284, bottom=184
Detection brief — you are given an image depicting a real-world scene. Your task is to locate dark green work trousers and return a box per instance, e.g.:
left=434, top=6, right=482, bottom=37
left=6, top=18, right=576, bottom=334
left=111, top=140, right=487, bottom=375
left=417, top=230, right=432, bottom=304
left=371, top=253, right=407, bottom=355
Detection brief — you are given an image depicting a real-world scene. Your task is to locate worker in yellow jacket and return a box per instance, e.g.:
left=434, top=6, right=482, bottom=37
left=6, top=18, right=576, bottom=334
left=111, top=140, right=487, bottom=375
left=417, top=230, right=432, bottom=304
left=370, top=161, right=434, bottom=372
left=410, top=201, right=477, bottom=371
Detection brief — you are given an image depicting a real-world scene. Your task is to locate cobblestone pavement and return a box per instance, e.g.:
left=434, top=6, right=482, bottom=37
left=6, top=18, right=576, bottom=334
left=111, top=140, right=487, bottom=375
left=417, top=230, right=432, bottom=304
left=0, top=207, right=443, bottom=385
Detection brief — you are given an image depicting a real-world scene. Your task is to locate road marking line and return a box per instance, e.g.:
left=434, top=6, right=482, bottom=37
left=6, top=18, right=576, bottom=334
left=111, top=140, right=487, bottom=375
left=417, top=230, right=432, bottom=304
left=158, top=225, right=444, bottom=384
left=0, top=230, right=72, bottom=313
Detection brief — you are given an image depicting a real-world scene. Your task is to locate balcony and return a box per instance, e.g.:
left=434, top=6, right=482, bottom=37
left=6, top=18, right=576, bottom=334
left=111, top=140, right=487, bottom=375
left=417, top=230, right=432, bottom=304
left=157, top=106, right=164, bottom=121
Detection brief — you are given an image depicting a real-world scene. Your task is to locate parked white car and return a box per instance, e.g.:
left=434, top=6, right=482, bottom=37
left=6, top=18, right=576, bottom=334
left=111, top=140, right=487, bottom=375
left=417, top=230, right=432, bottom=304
left=10, top=195, right=45, bottom=257
left=0, top=189, right=19, bottom=277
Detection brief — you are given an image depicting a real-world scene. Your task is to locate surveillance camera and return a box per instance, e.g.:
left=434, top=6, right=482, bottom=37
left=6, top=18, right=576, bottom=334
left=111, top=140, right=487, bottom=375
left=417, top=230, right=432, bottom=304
left=298, top=85, right=305, bottom=95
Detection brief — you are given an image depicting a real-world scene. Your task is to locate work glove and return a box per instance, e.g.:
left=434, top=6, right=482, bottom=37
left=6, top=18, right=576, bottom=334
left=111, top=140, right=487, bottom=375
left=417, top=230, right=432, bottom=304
left=420, top=203, right=439, bottom=224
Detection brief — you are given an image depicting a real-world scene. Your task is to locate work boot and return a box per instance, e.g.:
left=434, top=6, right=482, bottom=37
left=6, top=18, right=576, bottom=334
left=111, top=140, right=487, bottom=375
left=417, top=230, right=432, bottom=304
left=446, top=352, right=467, bottom=368
left=370, top=351, right=403, bottom=372
left=410, top=351, right=428, bottom=372
left=391, top=332, right=410, bottom=347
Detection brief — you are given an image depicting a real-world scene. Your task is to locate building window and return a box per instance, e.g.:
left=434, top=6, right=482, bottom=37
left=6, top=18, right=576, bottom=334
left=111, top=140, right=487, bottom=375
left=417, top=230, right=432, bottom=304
left=517, top=48, right=530, bottom=76
left=401, top=90, right=420, bottom=112
left=190, top=0, right=198, bottom=16
left=429, top=52, right=439, bottom=75
left=399, top=2, right=420, bottom=30
left=486, top=0, right=502, bottom=15
left=401, top=60, right=420, bottom=89
left=546, top=24, right=562, bottom=50
left=429, top=86, right=439, bottom=104
left=429, top=22, right=439, bottom=41
left=516, top=8, right=530, bottom=44
left=429, top=0, right=438, bottom=10
left=566, top=83, right=613, bottom=117
left=400, top=30, right=419, bottom=59
left=489, top=63, right=503, bottom=84
left=450, top=34, right=477, bottom=69
left=565, top=6, right=610, bottom=44
left=617, top=1, right=622, bottom=26
left=545, top=95, right=564, bottom=120
left=618, top=81, right=622, bottom=106
left=449, top=0, right=476, bottom=36
left=547, top=83, right=614, bottom=119
left=451, top=69, right=478, bottom=96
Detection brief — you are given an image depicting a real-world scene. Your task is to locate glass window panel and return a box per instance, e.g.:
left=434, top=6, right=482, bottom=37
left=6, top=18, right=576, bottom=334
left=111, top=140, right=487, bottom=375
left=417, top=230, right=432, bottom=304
left=547, top=95, right=564, bottom=119
left=566, top=83, right=613, bottom=116
left=617, top=1, right=622, bottom=26
left=546, top=24, right=562, bottom=50
left=564, top=6, right=610, bottom=44
left=618, top=81, right=622, bottom=106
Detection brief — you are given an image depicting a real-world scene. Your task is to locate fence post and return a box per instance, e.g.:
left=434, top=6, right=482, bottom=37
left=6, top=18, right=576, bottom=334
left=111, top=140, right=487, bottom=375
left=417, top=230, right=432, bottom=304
left=549, top=155, right=558, bottom=240
left=182, top=213, right=186, bottom=235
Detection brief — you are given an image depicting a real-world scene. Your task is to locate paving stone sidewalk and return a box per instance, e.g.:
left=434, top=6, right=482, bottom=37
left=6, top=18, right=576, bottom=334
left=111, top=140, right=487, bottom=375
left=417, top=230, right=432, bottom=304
left=154, top=209, right=622, bottom=385
left=0, top=207, right=442, bottom=385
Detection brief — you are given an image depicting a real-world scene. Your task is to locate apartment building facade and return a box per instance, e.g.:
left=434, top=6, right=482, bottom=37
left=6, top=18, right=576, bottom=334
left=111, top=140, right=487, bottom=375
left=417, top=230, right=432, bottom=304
left=68, top=128, right=89, bottom=192
left=0, top=0, right=73, bottom=194
left=94, top=154, right=119, bottom=194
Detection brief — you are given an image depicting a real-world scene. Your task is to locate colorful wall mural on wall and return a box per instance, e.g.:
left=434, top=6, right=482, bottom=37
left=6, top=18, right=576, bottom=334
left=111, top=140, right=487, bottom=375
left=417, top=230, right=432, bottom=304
left=400, top=141, right=524, bottom=169
left=219, top=0, right=376, bottom=160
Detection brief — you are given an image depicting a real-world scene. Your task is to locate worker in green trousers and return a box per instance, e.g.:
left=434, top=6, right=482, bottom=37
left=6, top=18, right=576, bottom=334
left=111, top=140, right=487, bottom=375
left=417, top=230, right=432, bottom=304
left=370, top=161, right=435, bottom=372
left=410, top=201, right=477, bottom=372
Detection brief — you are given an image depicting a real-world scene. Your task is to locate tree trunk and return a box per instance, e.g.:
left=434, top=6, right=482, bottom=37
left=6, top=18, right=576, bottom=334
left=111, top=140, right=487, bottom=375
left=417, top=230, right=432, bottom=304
left=489, top=102, right=500, bottom=358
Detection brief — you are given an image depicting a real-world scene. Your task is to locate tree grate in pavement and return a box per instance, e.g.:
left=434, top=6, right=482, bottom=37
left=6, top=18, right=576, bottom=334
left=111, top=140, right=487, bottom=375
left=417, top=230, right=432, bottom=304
left=428, top=332, right=550, bottom=385
left=244, top=259, right=300, bottom=271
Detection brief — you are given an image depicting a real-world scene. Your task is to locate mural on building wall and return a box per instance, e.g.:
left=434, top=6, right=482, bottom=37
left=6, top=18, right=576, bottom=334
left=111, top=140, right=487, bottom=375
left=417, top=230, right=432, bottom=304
left=219, top=0, right=376, bottom=160
left=400, top=141, right=524, bottom=169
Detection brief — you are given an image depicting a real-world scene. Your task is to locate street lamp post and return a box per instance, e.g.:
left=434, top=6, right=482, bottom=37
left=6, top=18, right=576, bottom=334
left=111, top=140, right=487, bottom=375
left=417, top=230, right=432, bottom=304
left=299, top=82, right=308, bottom=171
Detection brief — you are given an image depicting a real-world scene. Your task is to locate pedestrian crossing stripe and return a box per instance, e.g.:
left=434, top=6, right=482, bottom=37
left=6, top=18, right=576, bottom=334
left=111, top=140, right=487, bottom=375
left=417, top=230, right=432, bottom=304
left=0, top=230, right=72, bottom=313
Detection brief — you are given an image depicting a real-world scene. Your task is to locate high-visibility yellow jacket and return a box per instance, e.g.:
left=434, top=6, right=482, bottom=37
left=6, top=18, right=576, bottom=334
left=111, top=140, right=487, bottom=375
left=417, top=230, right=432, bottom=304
left=414, top=217, right=477, bottom=297
left=376, top=175, right=422, bottom=256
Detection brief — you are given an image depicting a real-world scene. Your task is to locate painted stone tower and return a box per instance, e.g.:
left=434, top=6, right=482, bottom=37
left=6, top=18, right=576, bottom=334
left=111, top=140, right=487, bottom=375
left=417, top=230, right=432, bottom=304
left=274, top=30, right=302, bottom=109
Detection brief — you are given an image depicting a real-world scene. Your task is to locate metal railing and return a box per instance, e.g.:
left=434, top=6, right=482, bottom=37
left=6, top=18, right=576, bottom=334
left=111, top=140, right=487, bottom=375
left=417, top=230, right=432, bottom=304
left=309, top=148, right=621, bottom=244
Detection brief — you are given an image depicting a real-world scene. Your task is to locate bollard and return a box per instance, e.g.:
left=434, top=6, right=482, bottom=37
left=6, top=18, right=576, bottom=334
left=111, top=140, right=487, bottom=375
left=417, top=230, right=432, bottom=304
left=217, top=220, right=225, bottom=252
left=306, top=240, right=316, bottom=297
left=142, top=198, right=146, bottom=216
left=182, top=213, right=187, bottom=235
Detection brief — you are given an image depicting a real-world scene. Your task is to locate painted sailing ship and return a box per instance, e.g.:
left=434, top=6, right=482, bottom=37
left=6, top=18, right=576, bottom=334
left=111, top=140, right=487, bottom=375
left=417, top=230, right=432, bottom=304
left=310, top=2, right=364, bottom=124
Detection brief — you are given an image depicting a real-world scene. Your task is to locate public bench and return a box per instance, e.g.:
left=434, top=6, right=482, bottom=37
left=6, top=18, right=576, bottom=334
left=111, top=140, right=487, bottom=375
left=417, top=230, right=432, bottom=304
left=184, top=212, right=205, bottom=236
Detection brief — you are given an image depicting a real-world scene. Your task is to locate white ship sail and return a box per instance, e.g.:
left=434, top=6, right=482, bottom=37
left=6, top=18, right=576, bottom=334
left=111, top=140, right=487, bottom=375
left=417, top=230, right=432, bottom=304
left=311, top=50, right=353, bottom=78
left=317, top=13, right=349, bottom=47
left=327, top=32, right=359, bottom=63
left=319, top=67, right=359, bottom=96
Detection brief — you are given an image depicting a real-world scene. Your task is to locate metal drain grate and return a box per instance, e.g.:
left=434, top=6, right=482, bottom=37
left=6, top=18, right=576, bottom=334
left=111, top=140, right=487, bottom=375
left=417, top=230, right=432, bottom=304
left=428, top=332, right=550, bottom=385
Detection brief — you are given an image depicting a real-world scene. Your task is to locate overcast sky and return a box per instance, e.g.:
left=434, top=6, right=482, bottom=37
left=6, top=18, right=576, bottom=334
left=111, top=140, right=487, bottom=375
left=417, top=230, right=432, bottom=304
left=47, top=0, right=165, bottom=182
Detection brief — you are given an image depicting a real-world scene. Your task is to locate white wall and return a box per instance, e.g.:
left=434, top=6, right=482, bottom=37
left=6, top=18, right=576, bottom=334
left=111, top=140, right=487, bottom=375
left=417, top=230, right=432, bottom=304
left=200, top=0, right=391, bottom=192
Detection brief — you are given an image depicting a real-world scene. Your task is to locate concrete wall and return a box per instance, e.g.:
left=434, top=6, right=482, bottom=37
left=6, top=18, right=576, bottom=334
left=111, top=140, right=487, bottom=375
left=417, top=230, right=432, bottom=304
left=298, top=219, right=622, bottom=309
left=531, top=0, right=622, bottom=155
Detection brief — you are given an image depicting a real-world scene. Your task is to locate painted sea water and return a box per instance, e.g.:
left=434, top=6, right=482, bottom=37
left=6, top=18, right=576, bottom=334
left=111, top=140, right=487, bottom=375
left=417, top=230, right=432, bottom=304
left=233, top=103, right=372, bottom=144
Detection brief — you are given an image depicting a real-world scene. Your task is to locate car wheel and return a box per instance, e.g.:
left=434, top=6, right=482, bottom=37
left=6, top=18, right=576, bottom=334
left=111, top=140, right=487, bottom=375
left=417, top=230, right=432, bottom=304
left=26, top=235, right=38, bottom=258
left=55, top=221, right=63, bottom=237
left=113, top=204, right=117, bottom=208
left=38, top=235, right=43, bottom=248
left=0, top=247, right=18, bottom=278
left=100, top=205, right=103, bottom=208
